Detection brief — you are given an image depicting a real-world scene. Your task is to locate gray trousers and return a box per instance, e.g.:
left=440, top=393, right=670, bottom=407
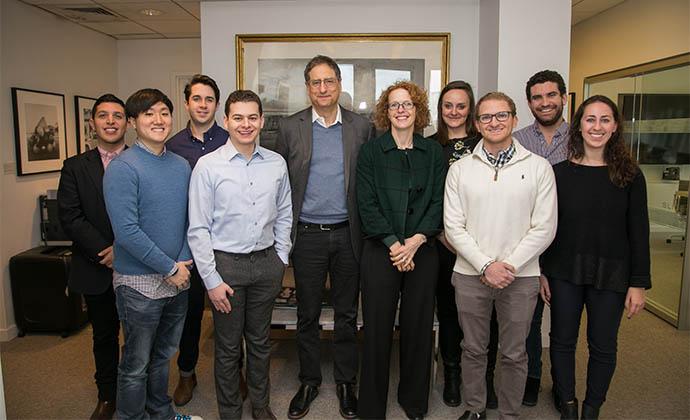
left=213, top=248, right=284, bottom=420
left=453, top=272, right=539, bottom=420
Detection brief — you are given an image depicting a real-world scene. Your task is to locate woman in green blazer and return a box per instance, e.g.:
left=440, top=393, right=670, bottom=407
left=356, top=80, right=446, bottom=420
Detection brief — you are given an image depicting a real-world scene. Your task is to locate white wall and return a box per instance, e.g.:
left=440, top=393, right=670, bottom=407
left=117, top=38, right=201, bottom=139
left=495, top=0, right=571, bottom=129
left=0, top=0, right=118, bottom=341
left=201, top=0, right=480, bottom=123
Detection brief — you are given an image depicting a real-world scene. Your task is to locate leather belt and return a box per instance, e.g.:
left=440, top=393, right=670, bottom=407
left=298, top=221, right=349, bottom=231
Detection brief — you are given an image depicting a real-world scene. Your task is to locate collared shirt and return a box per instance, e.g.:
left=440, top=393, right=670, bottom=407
left=312, top=106, right=342, bottom=128
left=482, top=142, right=516, bottom=169
left=97, top=144, right=125, bottom=169
left=513, top=120, right=569, bottom=165
left=167, top=121, right=229, bottom=169
left=187, top=141, right=293, bottom=290
left=135, top=139, right=166, bottom=156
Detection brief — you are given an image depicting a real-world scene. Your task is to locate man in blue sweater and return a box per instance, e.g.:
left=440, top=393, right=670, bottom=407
left=103, top=88, right=198, bottom=420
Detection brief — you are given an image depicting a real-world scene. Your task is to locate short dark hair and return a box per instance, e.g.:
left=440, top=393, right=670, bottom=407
left=184, top=74, right=221, bottom=102
left=125, top=88, right=173, bottom=120
left=525, top=70, right=566, bottom=100
left=224, top=90, right=263, bottom=116
left=91, top=93, right=125, bottom=118
left=304, top=55, right=341, bottom=82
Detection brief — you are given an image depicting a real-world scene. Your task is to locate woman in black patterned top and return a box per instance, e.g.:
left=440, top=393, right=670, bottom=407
left=429, top=81, right=500, bottom=408
left=541, top=95, right=650, bottom=420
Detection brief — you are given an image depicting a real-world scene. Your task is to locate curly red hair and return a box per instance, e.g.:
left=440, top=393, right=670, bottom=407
left=373, top=80, right=431, bottom=132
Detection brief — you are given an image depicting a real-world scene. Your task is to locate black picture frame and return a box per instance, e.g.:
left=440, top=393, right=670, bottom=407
left=74, top=95, right=97, bottom=154
left=11, top=87, right=67, bottom=176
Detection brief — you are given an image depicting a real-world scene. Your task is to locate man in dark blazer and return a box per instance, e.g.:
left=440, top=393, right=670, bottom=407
left=275, top=55, right=374, bottom=420
left=58, top=94, right=127, bottom=420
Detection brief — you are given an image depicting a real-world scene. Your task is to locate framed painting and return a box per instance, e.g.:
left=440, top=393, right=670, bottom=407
left=74, top=95, right=97, bottom=153
left=11, top=88, right=67, bottom=176
left=236, top=33, right=450, bottom=149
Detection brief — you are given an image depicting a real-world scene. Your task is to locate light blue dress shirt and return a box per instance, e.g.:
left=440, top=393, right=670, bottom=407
left=187, top=141, right=293, bottom=290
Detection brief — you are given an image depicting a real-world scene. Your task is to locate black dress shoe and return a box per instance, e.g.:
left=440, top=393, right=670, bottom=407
left=581, top=402, right=599, bottom=420
left=486, top=374, right=498, bottom=410
left=522, top=376, right=540, bottom=407
left=458, top=410, right=487, bottom=420
left=288, top=384, right=319, bottom=419
left=442, top=363, right=461, bottom=407
left=90, top=400, right=116, bottom=420
left=336, top=383, right=357, bottom=419
left=560, top=399, right=578, bottom=420
left=403, top=409, right=424, bottom=420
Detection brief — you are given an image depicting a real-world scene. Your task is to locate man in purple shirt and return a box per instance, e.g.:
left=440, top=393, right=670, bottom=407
left=166, top=74, right=248, bottom=406
left=512, top=69, right=569, bottom=407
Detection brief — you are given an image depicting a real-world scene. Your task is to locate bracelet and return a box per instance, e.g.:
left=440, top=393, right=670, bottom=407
left=480, top=260, right=495, bottom=276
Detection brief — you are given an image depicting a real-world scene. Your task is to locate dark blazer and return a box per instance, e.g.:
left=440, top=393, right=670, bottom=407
left=58, top=148, right=120, bottom=295
left=275, top=106, right=374, bottom=260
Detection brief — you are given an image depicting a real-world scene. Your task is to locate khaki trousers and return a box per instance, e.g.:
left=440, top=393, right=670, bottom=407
left=452, top=272, right=539, bottom=420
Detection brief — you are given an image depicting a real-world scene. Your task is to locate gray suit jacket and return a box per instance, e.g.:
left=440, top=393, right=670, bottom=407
left=275, top=106, right=375, bottom=260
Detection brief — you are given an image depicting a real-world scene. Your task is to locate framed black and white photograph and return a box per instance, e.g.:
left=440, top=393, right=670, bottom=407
left=11, top=88, right=67, bottom=176
left=75, top=95, right=97, bottom=153
left=236, top=33, right=450, bottom=149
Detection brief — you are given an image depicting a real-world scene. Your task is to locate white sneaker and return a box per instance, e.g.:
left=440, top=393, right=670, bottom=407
left=174, top=413, right=203, bottom=420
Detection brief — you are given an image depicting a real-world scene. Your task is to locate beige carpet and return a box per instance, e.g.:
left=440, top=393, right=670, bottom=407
left=1, top=308, right=688, bottom=419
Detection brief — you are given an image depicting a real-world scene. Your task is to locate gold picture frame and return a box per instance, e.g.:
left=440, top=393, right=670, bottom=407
left=236, top=33, right=450, bottom=148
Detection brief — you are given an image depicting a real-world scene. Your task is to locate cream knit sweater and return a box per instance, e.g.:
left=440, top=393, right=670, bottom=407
left=443, top=139, right=557, bottom=277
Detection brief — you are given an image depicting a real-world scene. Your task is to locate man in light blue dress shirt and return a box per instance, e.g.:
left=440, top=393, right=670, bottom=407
left=187, top=89, right=292, bottom=420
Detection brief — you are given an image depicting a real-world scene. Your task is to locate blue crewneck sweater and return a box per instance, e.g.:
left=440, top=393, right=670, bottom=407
left=103, top=144, right=192, bottom=276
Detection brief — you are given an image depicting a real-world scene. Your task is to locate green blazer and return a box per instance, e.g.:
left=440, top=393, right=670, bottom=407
left=356, top=130, right=446, bottom=247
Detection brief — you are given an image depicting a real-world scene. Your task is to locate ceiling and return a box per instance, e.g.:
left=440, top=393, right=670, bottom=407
left=19, top=0, right=629, bottom=40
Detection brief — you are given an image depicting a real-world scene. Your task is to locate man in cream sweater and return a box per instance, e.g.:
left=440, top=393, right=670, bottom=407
left=444, top=92, right=557, bottom=420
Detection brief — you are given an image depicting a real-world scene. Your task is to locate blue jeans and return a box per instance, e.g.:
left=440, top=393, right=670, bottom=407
left=115, top=286, right=188, bottom=420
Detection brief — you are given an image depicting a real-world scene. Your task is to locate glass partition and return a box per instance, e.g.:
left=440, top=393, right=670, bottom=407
left=585, top=54, right=690, bottom=327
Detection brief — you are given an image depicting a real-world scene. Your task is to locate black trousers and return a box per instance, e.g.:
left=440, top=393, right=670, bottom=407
left=83, top=285, right=120, bottom=401
left=212, top=248, right=284, bottom=419
left=549, top=277, right=626, bottom=409
left=358, top=239, right=438, bottom=419
left=437, top=244, right=499, bottom=374
left=292, top=224, right=359, bottom=386
left=177, top=266, right=205, bottom=373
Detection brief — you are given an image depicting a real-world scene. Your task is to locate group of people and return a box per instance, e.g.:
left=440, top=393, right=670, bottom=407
left=56, top=54, right=650, bottom=420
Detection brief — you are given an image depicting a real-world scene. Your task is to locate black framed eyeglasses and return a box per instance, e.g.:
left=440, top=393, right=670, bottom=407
left=477, top=111, right=514, bottom=124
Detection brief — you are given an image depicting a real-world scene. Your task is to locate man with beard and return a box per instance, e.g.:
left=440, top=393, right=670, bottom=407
left=512, top=69, right=569, bottom=407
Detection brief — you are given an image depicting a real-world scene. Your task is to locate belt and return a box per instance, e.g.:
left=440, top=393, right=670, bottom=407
left=219, top=246, right=273, bottom=259
left=298, top=221, right=349, bottom=231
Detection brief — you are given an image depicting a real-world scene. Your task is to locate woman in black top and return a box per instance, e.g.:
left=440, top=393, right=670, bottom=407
left=356, top=81, right=445, bottom=419
left=428, top=81, right=500, bottom=408
left=541, top=95, right=650, bottom=420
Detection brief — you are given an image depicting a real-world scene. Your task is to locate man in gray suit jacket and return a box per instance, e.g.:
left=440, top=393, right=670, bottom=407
left=275, top=55, right=374, bottom=420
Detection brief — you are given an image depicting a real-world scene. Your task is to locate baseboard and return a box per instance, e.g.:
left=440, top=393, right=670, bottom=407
left=0, top=324, right=18, bottom=342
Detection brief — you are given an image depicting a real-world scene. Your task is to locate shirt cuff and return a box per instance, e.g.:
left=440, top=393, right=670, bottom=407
left=277, top=251, right=289, bottom=265
left=165, top=263, right=178, bottom=278
left=203, top=271, right=224, bottom=291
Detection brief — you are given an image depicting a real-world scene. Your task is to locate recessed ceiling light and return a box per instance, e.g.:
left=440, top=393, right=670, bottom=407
left=139, top=8, right=163, bottom=16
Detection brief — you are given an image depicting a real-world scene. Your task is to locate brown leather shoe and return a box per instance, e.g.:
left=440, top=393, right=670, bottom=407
left=252, top=406, right=277, bottom=420
left=240, top=371, right=248, bottom=401
left=173, top=373, right=197, bottom=406
left=90, top=400, right=116, bottom=420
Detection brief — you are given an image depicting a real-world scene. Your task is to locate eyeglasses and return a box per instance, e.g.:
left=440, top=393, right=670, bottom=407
left=388, top=101, right=415, bottom=111
left=308, top=78, right=339, bottom=89
left=477, top=111, right=514, bottom=124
